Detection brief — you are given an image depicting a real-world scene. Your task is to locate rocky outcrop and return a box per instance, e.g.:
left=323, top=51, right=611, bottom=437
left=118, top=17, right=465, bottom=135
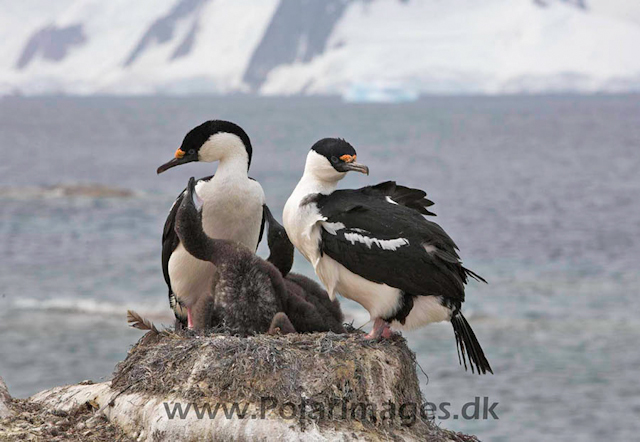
left=0, top=184, right=134, bottom=199
left=1, top=330, right=477, bottom=441
left=0, top=376, right=11, bottom=419
left=0, top=382, right=132, bottom=441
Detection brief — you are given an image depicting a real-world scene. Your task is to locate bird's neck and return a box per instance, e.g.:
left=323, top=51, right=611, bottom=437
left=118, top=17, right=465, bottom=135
left=213, top=154, right=249, bottom=181
left=267, top=243, right=294, bottom=277
left=295, top=173, right=340, bottom=197
left=175, top=203, right=221, bottom=265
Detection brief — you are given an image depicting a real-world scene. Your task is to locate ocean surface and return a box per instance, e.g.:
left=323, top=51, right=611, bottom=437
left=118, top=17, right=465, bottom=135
left=0, top=95, right=638, bottom=441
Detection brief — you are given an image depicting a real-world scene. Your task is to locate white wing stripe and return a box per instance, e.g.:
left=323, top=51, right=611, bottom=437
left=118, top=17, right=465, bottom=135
left=321, top=221, right=346, bottom=235
left=343, top=232, right=409, bottom=251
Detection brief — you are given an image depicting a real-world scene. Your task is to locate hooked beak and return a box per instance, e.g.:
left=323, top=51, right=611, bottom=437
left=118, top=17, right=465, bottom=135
left=263, top=204, right=276, bottom=225
left=341, top=162, right=370, bottom=175
left=157, top=149, right=194, bottom=174
left=186, top=176, right=196, bottom=197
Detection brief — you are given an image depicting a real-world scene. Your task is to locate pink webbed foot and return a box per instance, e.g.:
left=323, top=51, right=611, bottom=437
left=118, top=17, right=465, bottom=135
left=380, top=326, right=396, bottom=339
left=364, top=318, right=393, bottom=340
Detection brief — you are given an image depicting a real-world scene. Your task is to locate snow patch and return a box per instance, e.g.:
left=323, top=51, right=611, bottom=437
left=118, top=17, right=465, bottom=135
left=1, top=0, right=640, bottom=96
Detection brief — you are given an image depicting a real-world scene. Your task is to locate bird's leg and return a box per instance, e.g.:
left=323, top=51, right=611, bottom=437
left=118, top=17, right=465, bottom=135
left=364, top=318, right=390, bottom=340
left=380, top=325, right=396, bottom=339
left=187, top=307, right=194, bottom=329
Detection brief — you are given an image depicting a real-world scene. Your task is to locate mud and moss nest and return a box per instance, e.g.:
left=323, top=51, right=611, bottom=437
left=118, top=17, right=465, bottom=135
left=106, top=327, right=474, bottom=441
left=2, top=329, right=478, bottom=441
left=113, top=327, right=423, bottom=406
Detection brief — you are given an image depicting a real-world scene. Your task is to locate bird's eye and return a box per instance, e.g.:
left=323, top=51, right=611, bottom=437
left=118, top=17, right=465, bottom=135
left=331, top=156, right=339, bottom=163
left=188, top=149, right=195, bottom=155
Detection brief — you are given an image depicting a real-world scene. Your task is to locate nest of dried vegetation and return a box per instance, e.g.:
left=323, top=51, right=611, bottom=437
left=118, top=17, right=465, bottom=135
left=113, top=326, right=419, bottom=404
left=0, top=324, right=477, bottom=441
left=110, top=326, right=476, bottom=441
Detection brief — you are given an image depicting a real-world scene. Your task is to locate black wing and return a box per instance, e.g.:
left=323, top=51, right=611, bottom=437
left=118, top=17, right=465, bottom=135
left=361, top=181, right=436, bottom=216
left=316, top=183, right=483, bottom=302
left=161, top=175, right=214, bottom=289
left=263, top=204, right=295, bottom=276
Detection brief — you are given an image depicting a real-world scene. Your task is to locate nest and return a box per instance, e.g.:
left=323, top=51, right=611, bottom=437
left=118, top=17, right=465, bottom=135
left=114, top=327, right=418, bottom=403
left=0, top=325, right=477, bottom=441
left=110, top=327, right=476, bottom=441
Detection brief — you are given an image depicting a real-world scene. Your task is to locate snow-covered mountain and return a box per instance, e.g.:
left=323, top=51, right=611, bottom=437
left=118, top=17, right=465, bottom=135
left=1, top=0, right=640, bottom=97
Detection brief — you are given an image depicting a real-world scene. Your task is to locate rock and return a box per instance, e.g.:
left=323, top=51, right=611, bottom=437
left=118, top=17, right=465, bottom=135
left=0, top=385, right=132, bottom=441
left=25, top=330, right=476, bottom=441
left=1, top=330, right=477, bottom=441
left=0, top=376, right=11, bottom=419
left=0, top=184, right=134, bottom=199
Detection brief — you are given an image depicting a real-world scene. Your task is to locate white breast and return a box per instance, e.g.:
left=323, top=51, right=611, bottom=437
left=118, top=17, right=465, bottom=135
left=168, top=243, right=214, bottom=307
left=169, top=176, right=265, bottom=307
left=283, top=185, right=325, bottom=267
left=199, top=176, right=265, bottom=250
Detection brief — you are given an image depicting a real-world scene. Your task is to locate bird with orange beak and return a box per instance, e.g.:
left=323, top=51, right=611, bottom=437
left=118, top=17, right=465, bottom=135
left=283, top=138, right=492, bottom=375
left=157, top=120, right=266, bottom=329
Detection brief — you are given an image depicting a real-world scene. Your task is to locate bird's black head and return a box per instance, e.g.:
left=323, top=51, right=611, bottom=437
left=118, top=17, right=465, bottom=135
left=308, top=138, right=369, bottom=178
left=175, top=177, right=201, bottom=243
left=264, top=205, right=291, bottom=250
left=173, top=176, right=212, bottom=263
left=157, top=120, right=253, bottom=174
left=263, top=205, right=294, bottom=276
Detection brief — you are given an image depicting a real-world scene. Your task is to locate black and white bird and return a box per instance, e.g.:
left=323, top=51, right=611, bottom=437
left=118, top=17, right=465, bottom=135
left=263, top=205, right=345, bottom=334
left=283, top=138, right=492, bottom=374
left=157, top=120, right=266, bottom=329
left=175, top=176, right=346, bottom=336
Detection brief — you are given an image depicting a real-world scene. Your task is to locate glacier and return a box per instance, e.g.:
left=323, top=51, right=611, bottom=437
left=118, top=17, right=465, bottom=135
left=1, top=0, right=640, bottom=97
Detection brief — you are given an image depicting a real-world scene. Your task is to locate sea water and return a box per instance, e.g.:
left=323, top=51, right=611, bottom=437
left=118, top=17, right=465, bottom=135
left=0, top=95, right=638, bottom=441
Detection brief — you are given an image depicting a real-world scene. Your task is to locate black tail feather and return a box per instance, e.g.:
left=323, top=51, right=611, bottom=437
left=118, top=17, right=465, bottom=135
left=451, top=313, right=493, bottom=375
left=464, top=267, right=488, bottom=284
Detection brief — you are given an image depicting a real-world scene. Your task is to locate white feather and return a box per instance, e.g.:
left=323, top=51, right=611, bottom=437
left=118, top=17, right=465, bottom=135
left=198, top=132, right=249, bottom=164
left=343, top=232, right=409, bottom=251
left=321, top=221, right=346, bottom=235
left=283, top=151, right=342, bottom=267
left=391, top=296, right=452, bottom=330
